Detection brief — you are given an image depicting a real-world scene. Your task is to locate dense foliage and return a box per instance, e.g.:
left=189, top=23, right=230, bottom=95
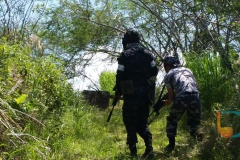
left=0, top=38, right=76, bottom=158
left=185, top=53, right=235, bottom=111
left=0, top=0, right=240, bottom=159
left=99, top=71, right=116, bottom=95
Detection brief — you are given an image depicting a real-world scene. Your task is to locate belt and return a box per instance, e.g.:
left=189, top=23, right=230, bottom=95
left=184, top=92, right=198, bottom=94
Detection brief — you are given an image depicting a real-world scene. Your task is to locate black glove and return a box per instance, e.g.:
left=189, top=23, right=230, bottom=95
left=115, top=89, right=122, bottom=99
left=113, top=85, right=122, bottom=99
left=153, top=100, right=165, bottom=113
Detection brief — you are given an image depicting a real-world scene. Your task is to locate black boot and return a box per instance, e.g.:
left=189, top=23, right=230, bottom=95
left=192, top=132, right=204, bottom=142
left=141, top=138, right=154, bottom=159
left=129, top=144, right=137, bottom=156
left=141, top=147, right=154, bottom=159
left=164, top=136, right=175, bottom=154
left=197, top=133, right=204, bottom=142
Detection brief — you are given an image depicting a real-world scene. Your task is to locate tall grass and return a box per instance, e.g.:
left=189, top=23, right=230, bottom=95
left=185, top=52, right=234, bottom=112
left=2, top=98, right=239, bottom=160
left=49, top=105, right=240, bottom=159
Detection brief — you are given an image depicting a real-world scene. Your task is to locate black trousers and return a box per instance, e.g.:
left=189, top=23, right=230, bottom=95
left=122, top=86, right=152, bottom=148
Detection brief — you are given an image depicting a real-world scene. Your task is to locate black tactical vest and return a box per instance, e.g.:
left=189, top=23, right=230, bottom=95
left=123, top=47, right=152, bottom=86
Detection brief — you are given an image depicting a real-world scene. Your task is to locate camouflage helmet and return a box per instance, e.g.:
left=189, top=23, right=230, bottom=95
left=122, top=29, right=140, bottom=44
left=162, top=55, right=181, bottom=67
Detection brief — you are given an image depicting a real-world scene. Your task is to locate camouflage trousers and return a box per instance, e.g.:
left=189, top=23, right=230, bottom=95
left=166, top=93, right=202, bottom=138
left=122, top=86, right=152, bottom=147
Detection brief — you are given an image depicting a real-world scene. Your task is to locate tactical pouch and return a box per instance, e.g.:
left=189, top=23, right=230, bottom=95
left=120, top=80, right=134, bottom=95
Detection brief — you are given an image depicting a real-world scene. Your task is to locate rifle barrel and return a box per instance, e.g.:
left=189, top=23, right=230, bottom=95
left=148, top=85, right=166, bottom=125
left=107, top=98, right=118, bottom=122
left=107, top=108, right=114, bottom=122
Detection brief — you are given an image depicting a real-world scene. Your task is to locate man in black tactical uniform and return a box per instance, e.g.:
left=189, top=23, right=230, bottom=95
left=114, top=29, right=158, bottom=158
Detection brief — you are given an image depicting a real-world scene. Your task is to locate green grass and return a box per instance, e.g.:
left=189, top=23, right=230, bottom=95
left=52, top=106, right=237, bottom=159
left=6, top=102, right=240, bottom=160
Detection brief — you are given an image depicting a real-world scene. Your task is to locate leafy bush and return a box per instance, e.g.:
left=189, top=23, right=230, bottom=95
left=0, top=38, right=76, bottom=158
left=99, top=71, right=116, bottom=95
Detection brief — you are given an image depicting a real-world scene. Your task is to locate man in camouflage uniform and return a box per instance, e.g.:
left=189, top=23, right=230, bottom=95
left=114, top=29, right=158, bottom=158
left=158, top=55, right=203, bottom=153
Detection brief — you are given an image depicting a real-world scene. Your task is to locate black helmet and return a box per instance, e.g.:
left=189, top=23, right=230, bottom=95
left=162, top=55, right=181, bottom=67
left=122, top=29, right=140, bottom=44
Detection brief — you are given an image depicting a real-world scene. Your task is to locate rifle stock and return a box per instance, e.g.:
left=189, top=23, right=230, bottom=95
left=107, top=98, right=118, bottom=122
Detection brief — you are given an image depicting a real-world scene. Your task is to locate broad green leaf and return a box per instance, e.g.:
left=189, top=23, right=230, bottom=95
left=15, top=94, right=27, bottom=104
